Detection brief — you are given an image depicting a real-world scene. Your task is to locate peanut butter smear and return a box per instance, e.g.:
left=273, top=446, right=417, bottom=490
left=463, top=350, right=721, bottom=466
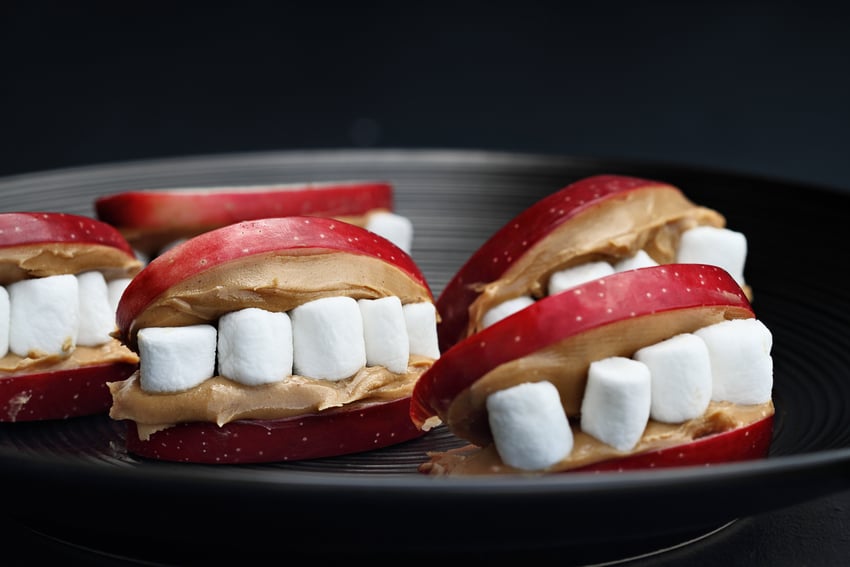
left=124, top=250, right=433, bottom=350
left=465, top=187, right=731, bottom=338
left=109, top=355, right=434, bottom=440
left=0, top=340, right=139, bottom=375
left=420, top=400, right=774, bottom=475
left=0, top=243, right=142, bottom=285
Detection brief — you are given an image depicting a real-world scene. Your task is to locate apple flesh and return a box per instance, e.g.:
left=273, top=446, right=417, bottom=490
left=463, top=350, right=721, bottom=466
left=122, top=396, right=424, bottom=464
left=95, top=181, right=395, bottom=257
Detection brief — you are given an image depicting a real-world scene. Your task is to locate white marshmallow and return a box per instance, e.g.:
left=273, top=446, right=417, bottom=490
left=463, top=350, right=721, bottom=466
left=366, top=212, right=414, bottom=254
left=291, top=296, right=366, bottom=381
left=634, top=333, right=712, bottom=423
left=8, top=274, right=79, bottom=357
left=138, top=325, right=217, bottom=393
left=481, top=295, right=535, bottom=329
left=487, top=381, right=573, bottom=471
left=548, top=261, right=615, bottom=295
left=677, top=226, right=747, bottom=285
left=217, top=308, right=293, bottom=386
left=107, top=277, right=133, bottom=315
left=694, top=318, right=773, bottom=405
left=403, top=301, right=441, bottom=359
left=0, top=286, right=9, bottom=357
left=580, top=356, right=651, bottom=451
left=358, top=297, right=410, bottom=373
left=76, top=271, right=116, bottom=346
left=613, top=249, right=659, bottom=272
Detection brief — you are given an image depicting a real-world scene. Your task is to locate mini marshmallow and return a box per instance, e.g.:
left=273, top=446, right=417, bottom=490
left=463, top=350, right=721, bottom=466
left=138, top=325, right=217, bottom=393
left=291, top=296, right=366, bottom=381
left=366, top=212, right=414, bottom=254
left=0, top=286, right=9, bottom=357
left=107, top=277, right=133, bottom=315
left=580, top=356, right=651, bottom=452
left=403, top=301, right=441, bottom=359
left=548, top=261, right=615, bottom=296
left=481, top=295, right=535, bottom=329
left=487, top=381, right=573, bottom=471
left=613, top=249, right=659, bottom=272
left=634, top=333, right=712, bottom=423
left=694, top=318, right=773, bottom=405
left=359, top=296, right=409, bottom=373
left=77, top=271, right=116, bottom=346
left=217, top=308, right=293, bottom=386
left=8, top=274, right=79, bottom=357
left=677, top=226, right=747, bottom=285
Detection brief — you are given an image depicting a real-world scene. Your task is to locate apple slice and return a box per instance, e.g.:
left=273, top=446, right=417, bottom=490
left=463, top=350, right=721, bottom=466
left=0, top=212, right=142, bottom=421
left=109, top=216, right=438, bottom=463
left=95, top=180, right=396, bottom=258
left=435, top=174, right=729, bottom=352
left=411, top=264, right=774, bottom=474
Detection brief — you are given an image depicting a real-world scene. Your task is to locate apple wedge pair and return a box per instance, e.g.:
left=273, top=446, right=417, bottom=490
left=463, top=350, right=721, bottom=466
left=95, top=180, right=414, bottom=260
left=411, top=174, right=773, bottom=475
left=108, top=216, right=440, bottom=464
left=0, top=212, right=142, bottom=421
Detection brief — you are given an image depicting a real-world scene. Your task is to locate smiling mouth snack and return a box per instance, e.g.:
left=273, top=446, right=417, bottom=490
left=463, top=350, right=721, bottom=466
left=108, top=215, right=440, bottom=464
left=94, top=180, right=414, bottom=261
left=411, top=264, right=774, bottom=475
left=409, top=173, right=773, bottom=475
left=0, top=212, right=142, bottom=422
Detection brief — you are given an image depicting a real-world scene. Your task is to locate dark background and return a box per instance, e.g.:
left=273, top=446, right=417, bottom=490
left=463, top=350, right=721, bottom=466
left=3, top=1, right=850, bottom=192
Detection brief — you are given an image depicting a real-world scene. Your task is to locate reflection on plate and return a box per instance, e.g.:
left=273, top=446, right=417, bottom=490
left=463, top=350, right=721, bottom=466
left=1, top=149, right=850, bottom=564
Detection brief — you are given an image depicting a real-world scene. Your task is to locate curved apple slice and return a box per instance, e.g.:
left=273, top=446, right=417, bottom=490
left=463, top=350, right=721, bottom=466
left=123, top=396, right=423, bottom=464
left=411, top=263, right=773, bottom=473
left=0, top=212, right=142, bottom=282
left=95, top=180, right=395, bottom=257
left=0, top=362, right=138, bottom=422
left=435, top=174, right=727, bottom=352
left=116, top=215, right=432, bottom=351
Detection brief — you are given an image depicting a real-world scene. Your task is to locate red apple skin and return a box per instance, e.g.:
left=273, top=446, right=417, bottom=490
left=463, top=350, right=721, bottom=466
left=436, top=174, right=687, bottom=352
left=0, top=212, right=137, bottom=256
left=116, top=216, right=431, bottom=350
left=0, top=362, right=138, bottom=422
left=94, top=181, right=394, bottom=231
left=411, top=263, right=754, bottom=431
left=121, top=396, right=425, bottom=464
left=573, top=414, right=774, bottom=473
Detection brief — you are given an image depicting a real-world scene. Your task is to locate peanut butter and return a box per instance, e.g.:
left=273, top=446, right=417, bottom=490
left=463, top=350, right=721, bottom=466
left=0, top=243, right=142, bottom=285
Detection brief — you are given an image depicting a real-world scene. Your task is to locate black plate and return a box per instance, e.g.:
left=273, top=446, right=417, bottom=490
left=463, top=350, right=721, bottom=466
left=2, top=149, right=850, bottom=565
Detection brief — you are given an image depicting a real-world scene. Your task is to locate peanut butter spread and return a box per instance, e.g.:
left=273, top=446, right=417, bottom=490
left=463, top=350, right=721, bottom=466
left=465, top=187, right=733, bottom=338
left=109, top=355, right=432, bottom=440
left=422, top=400, right=774, bottom=475
left=0, top=243, right=142, bottom=285
left=0, top=341, right=139, bottom=375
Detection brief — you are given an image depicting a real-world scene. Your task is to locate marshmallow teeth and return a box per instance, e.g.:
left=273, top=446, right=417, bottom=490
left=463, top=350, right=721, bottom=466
left=479, top=225, right=748, bottom=332
left=0, top=272, right=129, bottom=359
left=487, top=381, right=573, bottom=471
left=366, top=212, right=414, bottom=254
left=486, top=318, right=773, bottom=471
left=135, top=297, right=439, bottom=393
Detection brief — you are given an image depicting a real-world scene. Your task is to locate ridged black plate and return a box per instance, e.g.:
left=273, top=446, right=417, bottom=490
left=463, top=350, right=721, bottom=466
left=1, top=149, right=850, bottom=565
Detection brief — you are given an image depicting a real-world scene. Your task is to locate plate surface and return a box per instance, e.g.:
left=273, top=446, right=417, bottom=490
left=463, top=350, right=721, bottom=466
left=2, top=149, right=850, bottom=564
